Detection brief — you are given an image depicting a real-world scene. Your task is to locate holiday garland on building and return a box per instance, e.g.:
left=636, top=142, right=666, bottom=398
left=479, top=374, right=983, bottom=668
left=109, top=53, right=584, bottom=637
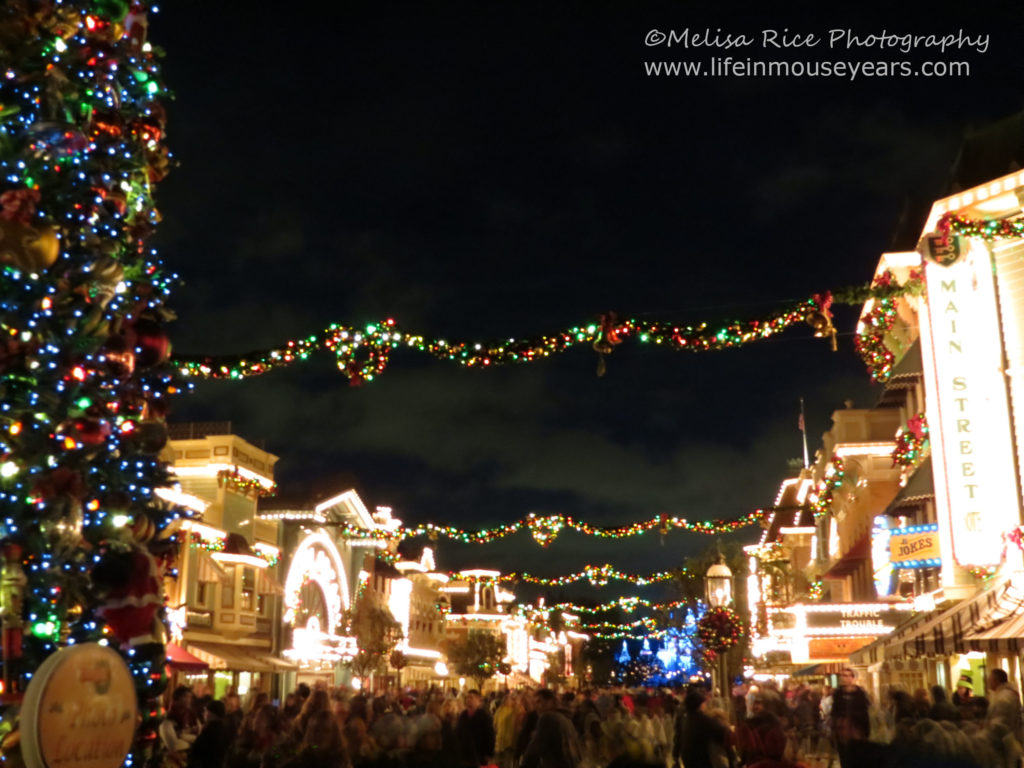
left=216, top=467, right=277, bottom=499
left=939, top=212, right=1024, bottom=242
left=854, top=269, right=923, bottom=383
left=0, top=2, right=178, bottom=764
left=809, top=456, right=846, bottom=518
left=893, top=413, right=929, bottom=469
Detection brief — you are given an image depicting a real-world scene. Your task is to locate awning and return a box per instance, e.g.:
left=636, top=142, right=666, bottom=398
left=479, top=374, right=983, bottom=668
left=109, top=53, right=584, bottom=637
left=883, top=457, right=934, bottom=515
left=851, top=573, right=1023, bottom=663
left=794, top=662, right=845, bottom=677
left=822, top=534, right=871, bottom=578
left=166, top=642, right=209, bottom=672
left=850, top=608, right=943, bottom=665
left=963, top=575, right=1024, bottom=653
left=258, top=569, right=285, bottom=597
left=249, top=652, right=298, bottom=672
left=188, top=643, right=276, bottom=672
left=196, top=550, right=230, bottom=584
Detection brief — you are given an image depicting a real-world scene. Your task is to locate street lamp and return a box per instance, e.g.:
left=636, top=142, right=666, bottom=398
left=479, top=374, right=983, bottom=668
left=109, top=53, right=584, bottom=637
left=705, top=558, right=733, bottom=608
left=704, top=554, right=734, bottom=714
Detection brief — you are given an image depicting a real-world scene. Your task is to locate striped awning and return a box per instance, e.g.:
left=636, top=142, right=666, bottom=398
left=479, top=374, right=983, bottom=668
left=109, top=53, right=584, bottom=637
left=196, top=549, right=230, bottom=584
left=963, top=576, right=1024, bottom=652
left=851, top=572, right=1024, bottom=664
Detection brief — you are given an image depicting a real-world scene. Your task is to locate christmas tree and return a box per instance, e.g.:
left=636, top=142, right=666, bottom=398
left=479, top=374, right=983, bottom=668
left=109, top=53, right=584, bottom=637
left=0, top=1, right=177, bottom=763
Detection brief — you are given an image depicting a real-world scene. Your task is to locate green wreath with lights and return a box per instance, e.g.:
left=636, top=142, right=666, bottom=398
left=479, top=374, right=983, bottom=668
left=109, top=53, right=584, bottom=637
left=697, top=606, right=745, bottom=652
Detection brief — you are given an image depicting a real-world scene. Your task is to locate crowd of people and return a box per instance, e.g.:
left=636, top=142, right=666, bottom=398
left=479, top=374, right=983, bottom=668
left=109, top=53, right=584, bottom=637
left=156, top=667, right=1024, bottom=768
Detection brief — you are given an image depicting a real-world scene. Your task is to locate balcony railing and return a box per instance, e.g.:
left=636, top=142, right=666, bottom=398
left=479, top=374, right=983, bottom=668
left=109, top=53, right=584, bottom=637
left=186, top=609, right=213, bottom=628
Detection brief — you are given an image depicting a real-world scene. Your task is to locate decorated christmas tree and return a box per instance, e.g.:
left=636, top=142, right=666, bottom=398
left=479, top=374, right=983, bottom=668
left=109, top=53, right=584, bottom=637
left=0, top=1, right=177, bottom=763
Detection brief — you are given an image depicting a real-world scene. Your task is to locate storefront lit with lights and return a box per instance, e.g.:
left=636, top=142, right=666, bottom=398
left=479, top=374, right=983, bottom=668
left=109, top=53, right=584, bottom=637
left=850, top=166, right=1024, bottom=698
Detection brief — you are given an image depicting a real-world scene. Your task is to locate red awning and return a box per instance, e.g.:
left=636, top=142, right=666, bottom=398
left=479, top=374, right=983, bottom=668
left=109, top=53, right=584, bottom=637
left=166, top=642, right=209, bottom=672
left=822, top=533, right=871, bottom=578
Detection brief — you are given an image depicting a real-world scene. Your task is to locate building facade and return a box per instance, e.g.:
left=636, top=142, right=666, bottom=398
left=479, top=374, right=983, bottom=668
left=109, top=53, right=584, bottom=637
left=849, top=170, right=1024, bottom=700
left=162, top=423, right=291, bottom=699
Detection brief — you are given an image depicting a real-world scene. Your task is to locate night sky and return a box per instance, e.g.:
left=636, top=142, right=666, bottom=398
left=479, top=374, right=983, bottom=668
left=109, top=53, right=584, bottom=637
left=153, top=1, right=1023, bottom=599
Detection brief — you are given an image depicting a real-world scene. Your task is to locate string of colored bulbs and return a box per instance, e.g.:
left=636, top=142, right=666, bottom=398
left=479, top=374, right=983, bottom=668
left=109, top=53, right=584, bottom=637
left=263, top=507, right=797, bottom=546
left=456, top=561, right=684, bottom=586
left=171, top=279, right=928, bottom=386
left=526, top=596, right=693, bottom=616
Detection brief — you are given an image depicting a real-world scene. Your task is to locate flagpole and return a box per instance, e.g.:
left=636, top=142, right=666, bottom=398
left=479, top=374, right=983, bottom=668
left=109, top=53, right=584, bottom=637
left=799, top=397, right=810, bottom=469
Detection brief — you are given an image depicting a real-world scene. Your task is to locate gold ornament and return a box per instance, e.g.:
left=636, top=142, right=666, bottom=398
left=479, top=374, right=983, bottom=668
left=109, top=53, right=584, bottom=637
left=0, top=218, right=59, bottom=272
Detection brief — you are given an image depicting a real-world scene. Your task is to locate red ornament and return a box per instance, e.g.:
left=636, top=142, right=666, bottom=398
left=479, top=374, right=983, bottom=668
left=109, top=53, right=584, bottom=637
left=73, top=417, right=112, bottom=446
left=127, top=317, right=171, bottom=369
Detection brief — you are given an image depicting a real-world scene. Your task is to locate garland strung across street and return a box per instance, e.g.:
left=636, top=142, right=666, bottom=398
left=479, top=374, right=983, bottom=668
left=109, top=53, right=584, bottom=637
left=481, top=563, right=683, bottom=587
left=264, top=507, right=793, bottom=547
left=173, top=280, right=929, bottom=386
left=373, top=552, right=689, bottom=587
left=536, top=596, right=692, bottom=615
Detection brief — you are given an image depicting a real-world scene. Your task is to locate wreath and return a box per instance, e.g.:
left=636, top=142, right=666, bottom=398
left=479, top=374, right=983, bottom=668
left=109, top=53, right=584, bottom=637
left=697, top=606, right=745, bottom=652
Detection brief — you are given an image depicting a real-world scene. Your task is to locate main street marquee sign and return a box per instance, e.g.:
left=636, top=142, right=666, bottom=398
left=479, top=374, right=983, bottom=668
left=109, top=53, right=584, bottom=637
left=920, top=240, right=1020, bottom=568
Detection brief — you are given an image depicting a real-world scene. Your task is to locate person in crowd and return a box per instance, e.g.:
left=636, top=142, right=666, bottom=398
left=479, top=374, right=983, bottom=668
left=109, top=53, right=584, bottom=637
left=931, top=685, right=961, bottom=722
left=161, top=685, right=200, bottom=764
left=492, top=691, right=521, bottom=768
left=292, top=688, right=333, bottom=740
left=223, top=693, right=244, bottom=748
left=188, top=700, right=230, bottom=768
left=831, top=668, right=872, bottom=768
left=241, top=692, right=271, bottom=734
left=229, top=703, right=287, bottom=768
left=954, top=674, right=975, bottom=708
left=367, top=696, right=408, bottom=766
left=986, top=668, right=1023, bottom=741
left=519, top=688, right=582, bottom=768
left=454, top=689, right=495, bottom=767
left=283, top=710, right=349, bottom=768
left=678, top=686, right=735, bottom=768
left=736, top=691, right=787, bottom=767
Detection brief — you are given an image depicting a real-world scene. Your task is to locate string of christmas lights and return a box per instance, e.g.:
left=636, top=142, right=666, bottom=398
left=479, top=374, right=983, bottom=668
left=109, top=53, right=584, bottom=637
left=500, top=563, right=684, bottom=587
left=371, top=552, right=688, bottom=587
left=581, top=616, right=660, bottom=634
left=543, top=596, right=692, bottom=615
left=855, top=269, right=923, bottom=383
left=893, top=414, right=929, bottom=469
left=172, top=282, right=922, bottom=387
left=939, top=213, right=1024, bottom=242
left=272, top=507, right=795, bottom=547
left=216, top=468, right=278, bottom=499
left=809, top=456, right=846, bottom=518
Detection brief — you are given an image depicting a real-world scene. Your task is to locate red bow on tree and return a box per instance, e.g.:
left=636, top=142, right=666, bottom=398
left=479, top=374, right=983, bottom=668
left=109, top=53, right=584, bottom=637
left=0, top=188, right=40, bottom=224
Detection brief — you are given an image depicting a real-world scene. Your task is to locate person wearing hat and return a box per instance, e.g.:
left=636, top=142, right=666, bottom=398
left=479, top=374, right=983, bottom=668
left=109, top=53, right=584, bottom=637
left=953, top=673, right=974, bottom=708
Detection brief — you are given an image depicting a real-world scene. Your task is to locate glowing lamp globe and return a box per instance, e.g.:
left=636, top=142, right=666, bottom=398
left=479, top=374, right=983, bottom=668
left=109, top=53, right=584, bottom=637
left=705, top=560, right=733, bottom=608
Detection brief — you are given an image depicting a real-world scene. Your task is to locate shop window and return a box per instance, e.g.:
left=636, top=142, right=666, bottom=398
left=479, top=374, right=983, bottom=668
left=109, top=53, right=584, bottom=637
left=222, top=565, right=235, bottom=608
left=241, top=567, right=255, bottom=611
left=196, top=582, right=209, bottom=607
left=257, top=593, right=268, bottom=616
